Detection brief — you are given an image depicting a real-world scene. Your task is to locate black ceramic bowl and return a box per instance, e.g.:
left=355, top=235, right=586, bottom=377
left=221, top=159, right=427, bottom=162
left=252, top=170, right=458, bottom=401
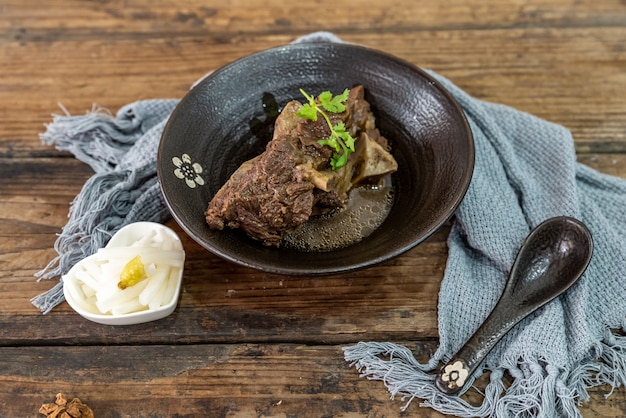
left=157, top=42, right=474, bottom=275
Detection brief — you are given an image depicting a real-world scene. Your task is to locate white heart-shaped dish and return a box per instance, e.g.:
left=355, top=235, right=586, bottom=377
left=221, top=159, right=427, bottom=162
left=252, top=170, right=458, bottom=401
left=63, top=222, right=185, bottom=325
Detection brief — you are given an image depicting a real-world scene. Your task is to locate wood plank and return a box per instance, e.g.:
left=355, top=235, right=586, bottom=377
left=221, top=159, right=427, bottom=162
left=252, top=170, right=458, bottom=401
left=0, top=158, right=444, bottom=343
left=2, top=154, right=625, bottom=221
left=0, top=227, right=447, bottom=344
left=0, top=343, right=622, bottom=418
left=3, top=0, right=625, bottom=38
left=2, top=154, right=626, bottom=344
left=1, top=1, right=625, bottom=154
left=2, top=27, right=625, bottom=152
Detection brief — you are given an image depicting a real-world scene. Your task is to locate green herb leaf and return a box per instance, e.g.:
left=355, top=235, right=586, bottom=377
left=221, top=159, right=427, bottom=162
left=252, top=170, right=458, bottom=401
left=296, top=103, right=318, bottom=121
left=318, top=137, right=340, bottom=153
left=331, top=151, right=349, bottom=170
left=320, top=88, right=350, bottom=113
left=336, top=130, right=355, bottom=153
left=297, top=88, right=357, bottom=170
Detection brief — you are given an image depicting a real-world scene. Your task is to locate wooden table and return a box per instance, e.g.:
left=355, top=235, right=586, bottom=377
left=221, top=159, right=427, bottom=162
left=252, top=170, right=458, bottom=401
left=2, top=1, right=625, bottom=416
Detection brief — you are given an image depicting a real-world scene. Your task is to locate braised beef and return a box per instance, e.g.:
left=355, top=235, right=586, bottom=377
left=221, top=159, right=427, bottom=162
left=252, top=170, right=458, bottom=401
left=205, top=85, right=397, bottom=247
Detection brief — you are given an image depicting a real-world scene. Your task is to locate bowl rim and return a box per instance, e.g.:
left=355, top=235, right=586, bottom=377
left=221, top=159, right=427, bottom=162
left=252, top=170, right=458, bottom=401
left=157, top=42, right=475, bottom=275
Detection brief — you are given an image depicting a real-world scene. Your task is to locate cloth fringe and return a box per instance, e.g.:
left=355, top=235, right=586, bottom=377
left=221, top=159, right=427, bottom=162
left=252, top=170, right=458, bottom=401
left=40, top=103, right=144, bottom=173
left=30, top=281, right=65, bottom=315
left=344, top=326, right=626, bottom=417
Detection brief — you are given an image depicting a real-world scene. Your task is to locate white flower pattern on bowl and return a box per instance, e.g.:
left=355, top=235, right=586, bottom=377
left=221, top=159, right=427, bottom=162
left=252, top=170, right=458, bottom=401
left=173, top=154, right=205, bottom=188
left=439, top=360, right=469, bottom=390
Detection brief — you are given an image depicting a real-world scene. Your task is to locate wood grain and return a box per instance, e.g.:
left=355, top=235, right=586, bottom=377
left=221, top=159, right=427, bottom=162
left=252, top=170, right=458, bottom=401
left=1, top=0, right=626, bottom=417
left=2, top=1, right=625, bottom=152
left=0, top=344, right=624, bottom=418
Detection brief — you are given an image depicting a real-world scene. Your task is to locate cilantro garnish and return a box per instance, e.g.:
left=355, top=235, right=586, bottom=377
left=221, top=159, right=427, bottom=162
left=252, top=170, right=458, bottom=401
left=296, top=88, right=357, bottom=170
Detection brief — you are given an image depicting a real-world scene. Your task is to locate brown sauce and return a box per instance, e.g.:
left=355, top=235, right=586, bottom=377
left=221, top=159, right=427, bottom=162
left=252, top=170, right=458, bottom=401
left=282, top=176, right=394, bottom=252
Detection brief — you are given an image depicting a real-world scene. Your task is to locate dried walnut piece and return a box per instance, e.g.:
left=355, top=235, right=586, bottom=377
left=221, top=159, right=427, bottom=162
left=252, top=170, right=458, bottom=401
left=39, top=393, right=94, bottom=418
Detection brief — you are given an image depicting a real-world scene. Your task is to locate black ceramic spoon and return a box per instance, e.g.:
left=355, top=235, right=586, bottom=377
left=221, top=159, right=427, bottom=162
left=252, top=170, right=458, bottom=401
left=434, top=216, right=593, bottom=396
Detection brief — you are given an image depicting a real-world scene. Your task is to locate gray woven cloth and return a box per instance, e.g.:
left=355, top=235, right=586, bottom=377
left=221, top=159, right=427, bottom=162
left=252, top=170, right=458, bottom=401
left=344, top=73, right=626, bottom=417
left=33, top=32, right=626, bottom=417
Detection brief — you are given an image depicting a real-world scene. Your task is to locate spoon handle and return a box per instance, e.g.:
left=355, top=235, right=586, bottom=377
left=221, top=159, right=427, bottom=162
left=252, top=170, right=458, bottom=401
left=434, top=298, right=525, bottom=395
left=434, top=216, right=593, bottom=396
